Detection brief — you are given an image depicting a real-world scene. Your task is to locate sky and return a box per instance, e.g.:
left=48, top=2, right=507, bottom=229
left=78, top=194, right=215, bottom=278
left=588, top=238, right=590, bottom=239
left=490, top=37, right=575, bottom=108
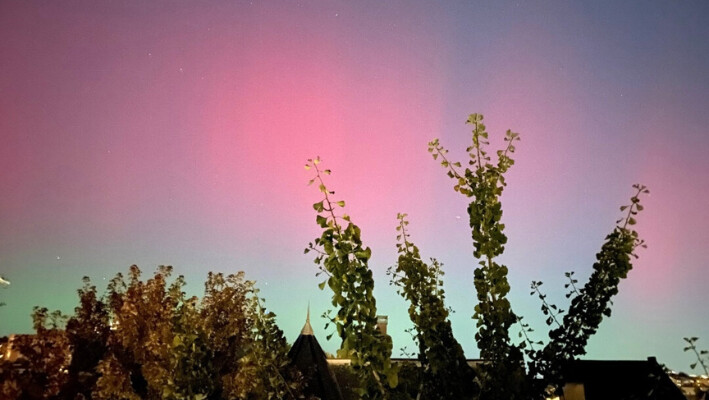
left=1, top=0, right=707, bottom=372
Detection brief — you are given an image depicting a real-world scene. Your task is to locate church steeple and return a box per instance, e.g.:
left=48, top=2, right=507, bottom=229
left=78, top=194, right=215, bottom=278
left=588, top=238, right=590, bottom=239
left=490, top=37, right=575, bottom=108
left=289, top=303, right=344, bottom=400
left=301, top=303, right=314, bottom=335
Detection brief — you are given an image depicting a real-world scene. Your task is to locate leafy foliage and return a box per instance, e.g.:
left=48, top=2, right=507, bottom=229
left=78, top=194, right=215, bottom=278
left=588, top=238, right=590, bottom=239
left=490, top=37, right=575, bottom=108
left=563, top=271, right=580, bottom=299
left=96, top=265, right=304, bottom=400
left=526, top=185, right=649, bottom=395
left=429, top=113, right=527, bottom=399
left=60, top=277, right=111, bottom=399
left=305, top=157, right=398, bottom=399
left=529, top=281, right=563, bottom=329
left=1, top=266, right=304, bottom=400
left=683, top=337, right=709, bottom=375
left=94, top=265, right=207, bottom=400
left=387, top=213, right=478, bottom=399
left=232, top=292, right=305, bottom=400
left=428, top=113, right=649, bottom=398
left=0, top=308, right=71, bottom=399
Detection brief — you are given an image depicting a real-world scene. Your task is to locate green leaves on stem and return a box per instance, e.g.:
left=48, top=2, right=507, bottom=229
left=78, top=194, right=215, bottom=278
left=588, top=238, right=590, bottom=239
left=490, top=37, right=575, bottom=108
left=683, top=337, right=709, bottom=375
left=530, top=281, right=564, bottom=328
left=387, top=213, right=478, bottom=400
left=305, top=158, right=397, bottom=399
left=527, top=185, right=649, bottom=395
left=430, top=114, right=526, bottom=400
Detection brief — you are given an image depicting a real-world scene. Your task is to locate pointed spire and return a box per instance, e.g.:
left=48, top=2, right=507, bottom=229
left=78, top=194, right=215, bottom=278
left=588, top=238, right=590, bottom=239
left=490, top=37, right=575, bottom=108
left=301, top=303, right=314, bottom=335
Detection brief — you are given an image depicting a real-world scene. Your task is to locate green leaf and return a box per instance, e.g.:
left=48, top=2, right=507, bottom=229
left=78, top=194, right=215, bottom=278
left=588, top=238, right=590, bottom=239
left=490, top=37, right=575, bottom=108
left=316, top=215, right=328, bottom=227
left=336, top=200, right=345, bottom=207
left=386, top=369, right=399, bottom=388
left=313, top=201, right=324, bottom=212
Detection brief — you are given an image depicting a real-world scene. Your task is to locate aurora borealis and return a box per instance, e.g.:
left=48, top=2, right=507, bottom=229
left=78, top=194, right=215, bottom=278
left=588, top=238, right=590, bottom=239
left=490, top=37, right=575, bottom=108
left=1, top=1, right=707, bottom=372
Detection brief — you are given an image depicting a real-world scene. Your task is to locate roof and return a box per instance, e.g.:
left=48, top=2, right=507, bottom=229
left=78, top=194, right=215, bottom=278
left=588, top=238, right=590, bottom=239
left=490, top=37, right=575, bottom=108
left=562, top=357, right=686, bottom=400
left=288, top=311, right=344, bottom=400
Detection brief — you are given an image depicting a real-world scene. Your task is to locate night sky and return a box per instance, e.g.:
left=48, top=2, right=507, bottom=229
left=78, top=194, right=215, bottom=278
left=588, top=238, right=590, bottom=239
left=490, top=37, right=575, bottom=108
left=1, top=1, right=708, bottom=372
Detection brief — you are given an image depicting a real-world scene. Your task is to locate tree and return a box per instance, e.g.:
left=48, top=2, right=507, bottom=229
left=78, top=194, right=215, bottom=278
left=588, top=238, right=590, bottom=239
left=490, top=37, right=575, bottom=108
left=429, top=114, right=527, bottom=399
left=231, top=291, right=305, bottom=400
left=0, top=307, right=70, bottom=400
left=95, top=265, right=304, bottom=400
left=2, top=265, right=304, bottom=400
left=526, top=185, right=648, bottom=395
left=305, top=157, right=398, bottom=400
left=387, top=213, right=478, bottom=400
left=300, top=113, right=646, bottom=399
left=428, top=113, right=647, bottom=398
left=60, top=277, right=111, bottom=399
left=94, top=265, right=198, bottom=400
left=198, top=271, right=256, bottom=399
